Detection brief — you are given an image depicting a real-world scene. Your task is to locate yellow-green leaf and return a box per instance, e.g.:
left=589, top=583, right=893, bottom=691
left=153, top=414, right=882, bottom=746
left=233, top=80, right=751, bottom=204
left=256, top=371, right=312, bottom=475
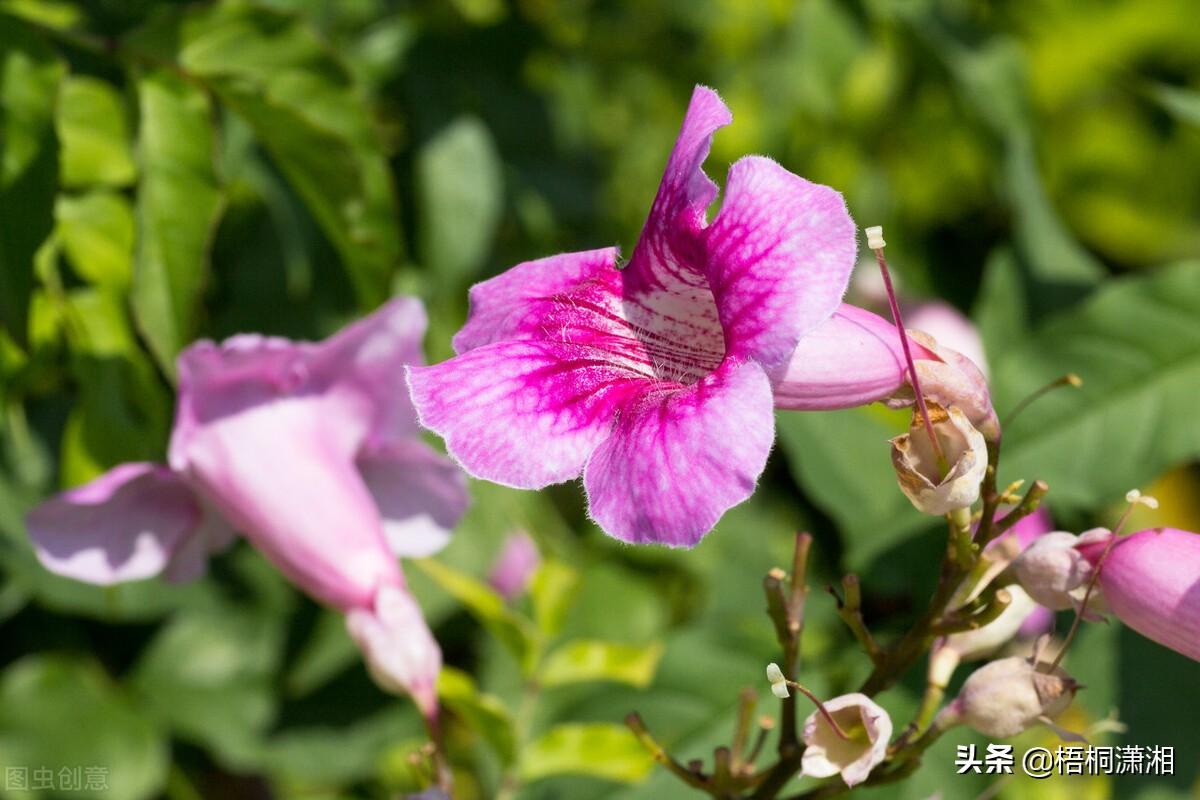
left=540, top=640, right=664, bottom=689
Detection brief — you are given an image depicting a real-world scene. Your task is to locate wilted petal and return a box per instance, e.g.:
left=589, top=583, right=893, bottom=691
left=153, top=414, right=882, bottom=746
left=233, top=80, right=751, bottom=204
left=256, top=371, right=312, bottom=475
left=27, top=463, right=223, bottom=585
left=358, top=440, right=470, bottom=559
left=346, top=584, right=441, bottom=719
left=891, top=403, right=988, bottom=515
left=801, top=693, right=892, bottom=787
left=583, top=360, right=774, bottom=547
left=1013, top=531, right=1095, bottom=611
left=408, top=340, right=649, bottom=489
left=890, top=330, right=999, bottom=439
left=905, top=301, right=989, bottom=378
left=1079, top=528, right=1200, bottom=661
left=453, top=248, right=619, bottom=353
left=489, top=532, right=540, bottom=600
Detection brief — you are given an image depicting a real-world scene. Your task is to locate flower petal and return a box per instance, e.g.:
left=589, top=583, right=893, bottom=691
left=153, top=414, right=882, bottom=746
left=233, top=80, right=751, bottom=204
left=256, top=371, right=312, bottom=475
left=27, top=463, right=210, bottom=585
left=770, top=304, right=920, bottom=410
left=906, top=300, right=989, bottom=377
left=346, top=583, right=441, bottom=719
left=174, top=393, right=402, bottom=611
left=453, top=248, right=620, bottom=353
left=625, top=85, right=732, bottom=296
left=358, top=440, right=470, bottom=559
left=1082, top=528, right=1200, bottom=661
left=703, top=156, right=857, bottom=366
left=313, top=296, right=431, bottom=449
left=582, top=359, right=775, bottom=547
left=408, top=340, right=650, bottom=489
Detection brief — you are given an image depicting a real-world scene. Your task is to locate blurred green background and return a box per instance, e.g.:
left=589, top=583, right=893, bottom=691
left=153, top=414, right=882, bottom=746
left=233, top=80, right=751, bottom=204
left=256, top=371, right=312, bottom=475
left=2, top=0, right=1200, bottom=798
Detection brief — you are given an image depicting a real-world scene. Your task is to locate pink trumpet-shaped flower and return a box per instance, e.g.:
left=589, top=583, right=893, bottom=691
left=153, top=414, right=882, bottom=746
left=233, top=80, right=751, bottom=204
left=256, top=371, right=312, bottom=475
left=1077, top=528, right=1200, bottom=662
left=410, top=86, right=992, bottom=547
left=408, top=86, right=859, bottom=547
left=26, top=298, right=469, bottom=717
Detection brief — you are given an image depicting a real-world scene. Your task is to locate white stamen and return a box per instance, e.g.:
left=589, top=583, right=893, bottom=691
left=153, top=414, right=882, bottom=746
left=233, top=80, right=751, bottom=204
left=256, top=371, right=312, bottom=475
left=766, top=662, right=789, bottom=697
left=1125, top=489, right=1159, bottom=509
left=865, top=225, right=886, bottom=250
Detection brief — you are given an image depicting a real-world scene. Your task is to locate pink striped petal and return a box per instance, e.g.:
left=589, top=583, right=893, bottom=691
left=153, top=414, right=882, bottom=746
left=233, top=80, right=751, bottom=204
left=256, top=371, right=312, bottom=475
left=583, top=360, right=775, bottom=547
left=408, top=340, right=650, bottom=488
left=27, top=463, right=230, bottom=585
left=453, top=248, right=619, bottom=353
left=1080, top=528, right=1200, bottom=661
left=770, top=304, right=933, bottom=409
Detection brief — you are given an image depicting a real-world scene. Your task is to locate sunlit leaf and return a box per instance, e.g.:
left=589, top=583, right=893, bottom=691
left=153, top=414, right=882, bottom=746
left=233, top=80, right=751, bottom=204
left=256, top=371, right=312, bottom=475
left=540, top=640, right=664, bottom=689
left=518, top=723, right=653, bottom=784
left=437, top=666, right=516, bottom=764
left=130, top=71, right=223, bottom=379
left=56, top=76, right=136, bottom=188
left=530, top=558, right=580, bottom=638
left=55, top=191, right=135, bottom=288
left=413, top=557, right=537, bottom=671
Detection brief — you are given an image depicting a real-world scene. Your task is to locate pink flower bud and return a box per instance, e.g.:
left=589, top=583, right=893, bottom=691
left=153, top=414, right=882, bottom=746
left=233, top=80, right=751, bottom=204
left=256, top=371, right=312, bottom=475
left=800, top=693, right=892, bottom=787
left=1077, top=528, right=1200, bottom=662
left=488, top=532, right=540, bottom=600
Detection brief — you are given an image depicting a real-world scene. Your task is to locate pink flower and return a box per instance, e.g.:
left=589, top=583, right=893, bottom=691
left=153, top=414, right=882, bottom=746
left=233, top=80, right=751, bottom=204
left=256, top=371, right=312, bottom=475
left=1077, top=528, right=1200, bottom=662
left=411, top=86, right=867, bottom=547
left=26, top=298, right=469, bottom=717
left=488, top=532, right=540, bottom=600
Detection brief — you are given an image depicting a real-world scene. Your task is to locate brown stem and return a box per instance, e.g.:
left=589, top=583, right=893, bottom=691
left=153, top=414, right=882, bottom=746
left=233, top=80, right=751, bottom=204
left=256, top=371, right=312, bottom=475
left=625, top=713, right=710, bottom=792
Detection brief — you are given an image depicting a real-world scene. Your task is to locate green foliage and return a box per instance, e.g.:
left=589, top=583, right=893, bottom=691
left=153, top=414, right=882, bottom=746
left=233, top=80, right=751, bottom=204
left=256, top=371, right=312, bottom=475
left=1, top=0, right=1199, bottom=798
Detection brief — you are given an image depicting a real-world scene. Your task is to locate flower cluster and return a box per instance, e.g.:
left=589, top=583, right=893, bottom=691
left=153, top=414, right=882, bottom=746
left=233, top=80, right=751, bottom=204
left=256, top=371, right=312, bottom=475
left=23, top=85, right=1200, bottom=796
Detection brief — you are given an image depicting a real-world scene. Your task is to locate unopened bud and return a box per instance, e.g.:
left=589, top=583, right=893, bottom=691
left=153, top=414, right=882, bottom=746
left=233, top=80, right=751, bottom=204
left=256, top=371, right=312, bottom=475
left=891, top=402, right=987, bottom=515
left=1012, top=529, right=1109, bottom=610
left=941, top=656, right=1078, bottom=738
left=766, top=662, right=789, bottom=698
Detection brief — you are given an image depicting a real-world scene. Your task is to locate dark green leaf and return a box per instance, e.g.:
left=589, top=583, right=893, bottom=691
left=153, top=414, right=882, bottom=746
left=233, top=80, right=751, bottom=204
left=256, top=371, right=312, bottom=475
left=0, top=26, right=61, bottom=344
left=997, top=261, right=1200, bottom=508
left=437, top=666, right=516, bottom=764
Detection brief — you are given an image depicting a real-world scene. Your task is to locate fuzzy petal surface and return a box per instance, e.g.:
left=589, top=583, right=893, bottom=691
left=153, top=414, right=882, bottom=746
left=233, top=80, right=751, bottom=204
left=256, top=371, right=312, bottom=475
left=1081, top=528, right=1200, bottom=661
left=346, top=584, right=441, bottom=719
left=582, top=360, right=775, bottom=547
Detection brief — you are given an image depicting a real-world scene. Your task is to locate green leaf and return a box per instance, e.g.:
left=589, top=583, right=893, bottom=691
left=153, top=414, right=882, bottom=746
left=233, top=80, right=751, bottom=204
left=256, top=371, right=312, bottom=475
left=0, top=655, right=168, bottom=800
left=0, top=26, right=62, bottom=343
left=776, top=405, right=927, bottom=568
left=1150, top=83, right=1200, bottom=127
left=996, top=261, right=1200, bottom=508
left=130, top=71, right=223, bottom=379
left=416, top=116, right=503, bottom=282
left=413, top=557, right=537, bottom=671
left=530, top=559, right=580, bottom=638
left=55, top=191, right=135, bottom=288
left=437, top=667, right=516, bottom=764
left=125, top=4, right=402, bottom=306
left=284, top=607, right=359, bottom=698
left=58, top=289, right=169, bottom=487
left=974, top=248, right=1027, bottom=362
left=540, top=640, right=664, bottom=689
left=131, top=606, right=286, bottom=768
left=518, top=723, right=654, bottom=784
left=56, top=76, right=136, bottom=188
